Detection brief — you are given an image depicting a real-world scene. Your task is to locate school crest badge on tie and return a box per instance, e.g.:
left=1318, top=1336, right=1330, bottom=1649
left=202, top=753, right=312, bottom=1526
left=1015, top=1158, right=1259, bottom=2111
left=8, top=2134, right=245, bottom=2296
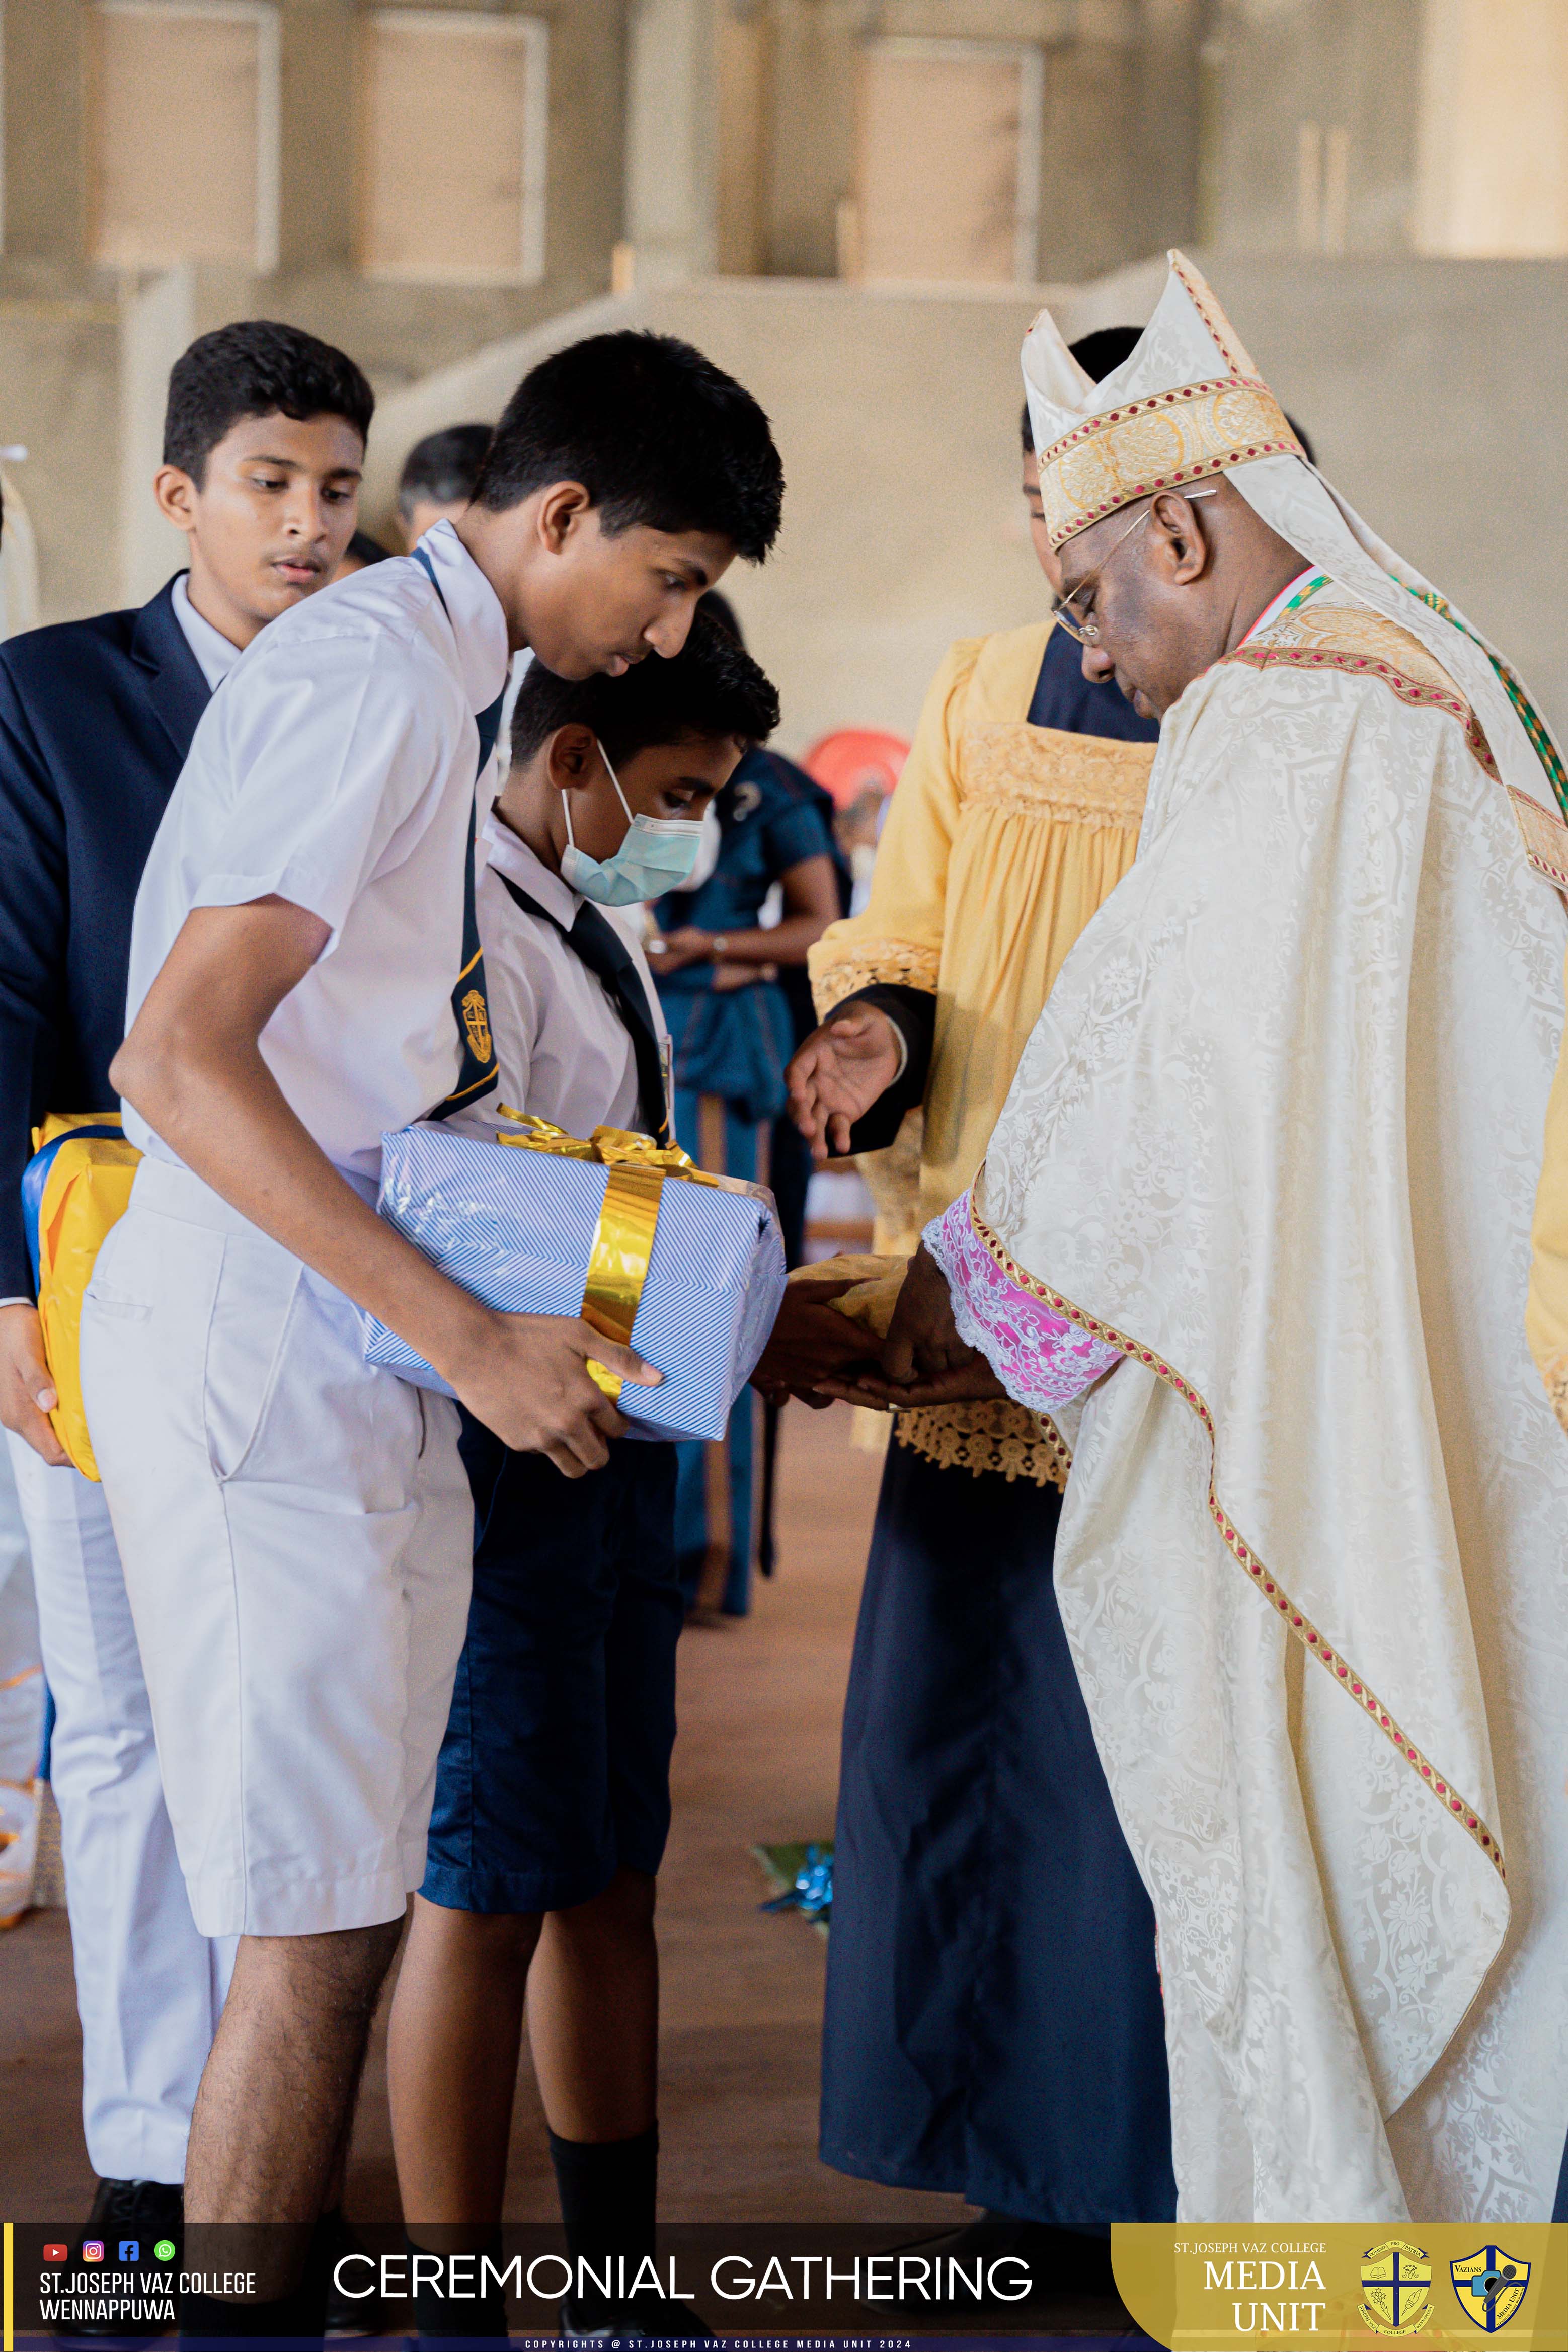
left=460, top=986, right=492, bottom=1065
left=1450, top=2247, right=1531, bottom=2332
left=1360, top=2242, right=1431, bottom=2336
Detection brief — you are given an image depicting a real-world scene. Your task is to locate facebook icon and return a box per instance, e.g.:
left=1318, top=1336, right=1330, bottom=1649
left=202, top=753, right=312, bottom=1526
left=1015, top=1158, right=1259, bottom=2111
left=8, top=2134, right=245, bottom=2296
left=119, top=2242, right=138, bottom=2262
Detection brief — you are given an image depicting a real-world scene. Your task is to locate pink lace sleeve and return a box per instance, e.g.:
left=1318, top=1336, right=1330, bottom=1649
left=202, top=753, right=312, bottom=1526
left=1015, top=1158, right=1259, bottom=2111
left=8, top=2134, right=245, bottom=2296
left=924, top=1191, right=1121, bottom=1414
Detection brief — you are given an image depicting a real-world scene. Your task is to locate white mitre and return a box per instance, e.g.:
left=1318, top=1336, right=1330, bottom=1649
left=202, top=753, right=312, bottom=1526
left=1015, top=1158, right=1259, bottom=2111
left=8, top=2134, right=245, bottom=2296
left=1023, top=251, right=1566, bottom=823
left=1023, top=251, right=1303, bottom=549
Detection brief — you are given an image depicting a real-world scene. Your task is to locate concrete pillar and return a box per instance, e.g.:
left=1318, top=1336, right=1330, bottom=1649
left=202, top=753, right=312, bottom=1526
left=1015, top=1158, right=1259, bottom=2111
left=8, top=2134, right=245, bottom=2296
left=623, top=0, right=718, bottom=288
left=119, top=267, right=196, bottom=608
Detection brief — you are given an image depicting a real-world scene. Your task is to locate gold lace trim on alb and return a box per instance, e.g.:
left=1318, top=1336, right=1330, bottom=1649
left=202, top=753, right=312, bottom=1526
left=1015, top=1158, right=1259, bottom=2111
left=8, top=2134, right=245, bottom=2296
left=1540, top=1352, right=1568, bottom=1439
left=960, top=722, right=1152, bottom=830
left=895, top=1397, right=1070, bottom=1491
left=811, top=937, right=940, bottom=1017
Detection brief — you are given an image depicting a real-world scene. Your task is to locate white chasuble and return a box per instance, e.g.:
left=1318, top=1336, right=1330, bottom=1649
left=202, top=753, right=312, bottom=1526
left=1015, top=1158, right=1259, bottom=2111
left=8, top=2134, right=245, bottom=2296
left=973, top=580, right=1568, bottom=2222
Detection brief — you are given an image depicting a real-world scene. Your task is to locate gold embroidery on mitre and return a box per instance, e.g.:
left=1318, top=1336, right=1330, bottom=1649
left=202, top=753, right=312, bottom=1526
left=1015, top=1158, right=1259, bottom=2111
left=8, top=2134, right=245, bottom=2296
left=1040, top=378, right=1302, bottom=548
left=810, top=937, right=940, bottom=1017
left=960, top=722, right=1152, bottom=830
left=895, top=1397, right=1070, bottom=1491
left=966, top=1195, right=1509, bottom=1885
left=1230, top=604, right=1501, bottom=780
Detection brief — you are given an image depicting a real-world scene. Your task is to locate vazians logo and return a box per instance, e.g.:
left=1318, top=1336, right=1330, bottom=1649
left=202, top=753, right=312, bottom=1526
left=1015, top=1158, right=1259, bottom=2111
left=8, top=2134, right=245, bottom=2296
left=1452, top=2246, right=1531, bottom=2332
left=460, top=988, right=492, bottom=1064
left=1361, top=2240, right=1431, bottom=2336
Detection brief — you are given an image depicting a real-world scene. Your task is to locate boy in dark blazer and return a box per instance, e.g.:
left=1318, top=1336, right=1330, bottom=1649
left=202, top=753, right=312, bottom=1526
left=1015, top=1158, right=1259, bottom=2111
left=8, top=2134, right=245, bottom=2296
left=0, top=320, right=371, bottom=2273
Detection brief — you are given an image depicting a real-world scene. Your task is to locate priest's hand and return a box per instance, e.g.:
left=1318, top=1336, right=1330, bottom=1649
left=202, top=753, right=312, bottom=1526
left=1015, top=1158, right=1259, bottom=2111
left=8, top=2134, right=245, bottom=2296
left=812, top=1243, right=1006, bottom=1408
left=814, top=1358, right=1008, bottom=1409
left=751, top=1277, right=882, bottom=1409
left=787, top=1005, right=903, bottom=1163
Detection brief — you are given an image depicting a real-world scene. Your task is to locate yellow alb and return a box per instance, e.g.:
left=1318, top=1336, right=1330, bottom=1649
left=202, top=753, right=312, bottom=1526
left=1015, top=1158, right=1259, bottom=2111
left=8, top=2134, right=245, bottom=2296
left=27, top=1111, right=142, bottom=1480
left=807, top=618, right=1153, bottom=1485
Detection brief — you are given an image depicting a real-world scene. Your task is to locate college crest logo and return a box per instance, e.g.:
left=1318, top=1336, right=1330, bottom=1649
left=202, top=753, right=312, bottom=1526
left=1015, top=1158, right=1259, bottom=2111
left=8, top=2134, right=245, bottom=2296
left=1361, top=2241, right=1432, bottom=2336
left=460, top=987, right=492, bottom=1064
left=1451, top=2246, right=1530, bottom=2331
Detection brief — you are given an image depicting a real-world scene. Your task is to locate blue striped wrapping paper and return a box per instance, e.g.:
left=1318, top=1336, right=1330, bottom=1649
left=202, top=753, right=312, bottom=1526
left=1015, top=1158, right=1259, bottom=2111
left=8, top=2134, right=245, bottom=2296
left=362, top=1121, right=787, bottom=1443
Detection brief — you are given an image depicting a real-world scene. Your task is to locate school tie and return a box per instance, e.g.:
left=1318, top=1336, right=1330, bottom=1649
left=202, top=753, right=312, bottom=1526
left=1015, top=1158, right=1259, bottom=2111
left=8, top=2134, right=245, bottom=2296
left=410, top=541, right=503, bottom=1120
left=498, top=874, right=671, bottom=1146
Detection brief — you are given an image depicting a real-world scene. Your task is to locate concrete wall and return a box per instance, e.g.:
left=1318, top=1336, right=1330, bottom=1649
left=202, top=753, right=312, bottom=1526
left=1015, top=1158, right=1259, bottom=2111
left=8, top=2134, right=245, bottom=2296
left=361, top=256, right=1568, bottom=757
left=1199, top=0, right=1426, bottom=255
left=735, top=0, right=1201, bottom=284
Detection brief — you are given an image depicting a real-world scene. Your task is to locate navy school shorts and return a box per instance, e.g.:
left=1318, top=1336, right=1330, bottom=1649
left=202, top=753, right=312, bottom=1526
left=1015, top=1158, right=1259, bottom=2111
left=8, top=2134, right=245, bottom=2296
left=421, top=1408, right=682, bottom=1916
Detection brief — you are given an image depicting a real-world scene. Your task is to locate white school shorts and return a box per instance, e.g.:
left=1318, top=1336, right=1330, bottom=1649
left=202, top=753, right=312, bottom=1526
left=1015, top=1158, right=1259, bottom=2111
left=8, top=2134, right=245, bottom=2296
left=80, top=1156, right=473, bottom=1939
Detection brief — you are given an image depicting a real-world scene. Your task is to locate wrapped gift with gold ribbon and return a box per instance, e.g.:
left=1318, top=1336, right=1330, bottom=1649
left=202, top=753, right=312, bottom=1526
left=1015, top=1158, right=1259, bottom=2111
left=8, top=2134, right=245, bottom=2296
left=362, top=1109, right=787, bottom=1443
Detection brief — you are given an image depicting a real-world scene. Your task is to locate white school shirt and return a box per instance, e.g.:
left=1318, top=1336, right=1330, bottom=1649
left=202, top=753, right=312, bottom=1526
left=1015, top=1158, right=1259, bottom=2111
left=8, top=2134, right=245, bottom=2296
left=171, top=574, right=242, bottom=691
left=123, top=519, right=509, bottom=1196
left=475, top=817, right=669, bottom=1139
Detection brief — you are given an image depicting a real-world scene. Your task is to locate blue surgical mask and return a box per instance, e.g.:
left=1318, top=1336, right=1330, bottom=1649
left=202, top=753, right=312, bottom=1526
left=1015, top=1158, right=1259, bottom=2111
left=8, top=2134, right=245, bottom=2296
left=559, top=740, right=705, bottom=907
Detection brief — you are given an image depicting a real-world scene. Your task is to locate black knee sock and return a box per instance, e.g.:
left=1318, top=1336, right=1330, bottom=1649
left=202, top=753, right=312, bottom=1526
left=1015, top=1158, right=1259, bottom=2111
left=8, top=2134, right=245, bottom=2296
left=406, top=2226, right=509, bottom=2342
left=547, top=2123, right=658, bottom=2285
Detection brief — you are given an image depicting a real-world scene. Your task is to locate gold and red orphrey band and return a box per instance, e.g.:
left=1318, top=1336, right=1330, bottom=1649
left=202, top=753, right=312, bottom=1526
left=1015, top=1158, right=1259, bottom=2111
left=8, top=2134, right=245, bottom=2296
left=1112, top=2223, right=1568, bottom=2348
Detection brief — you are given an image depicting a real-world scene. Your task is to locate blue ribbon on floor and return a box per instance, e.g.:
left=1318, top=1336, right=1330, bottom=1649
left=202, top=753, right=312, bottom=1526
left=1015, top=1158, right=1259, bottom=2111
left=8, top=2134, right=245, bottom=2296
left=760, top=1843, right=833, bottom=1920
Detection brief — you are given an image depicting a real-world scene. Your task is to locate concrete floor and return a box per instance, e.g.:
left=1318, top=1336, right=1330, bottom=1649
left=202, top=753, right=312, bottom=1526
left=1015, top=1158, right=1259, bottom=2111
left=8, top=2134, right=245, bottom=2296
left=0, top=1401, right=966, bottom=2232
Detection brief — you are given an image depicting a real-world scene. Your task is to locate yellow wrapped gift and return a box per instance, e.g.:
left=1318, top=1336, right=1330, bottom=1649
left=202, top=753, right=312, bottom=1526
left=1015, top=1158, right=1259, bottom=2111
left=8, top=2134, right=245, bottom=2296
left=20, top=1111, right=142, bottom=1480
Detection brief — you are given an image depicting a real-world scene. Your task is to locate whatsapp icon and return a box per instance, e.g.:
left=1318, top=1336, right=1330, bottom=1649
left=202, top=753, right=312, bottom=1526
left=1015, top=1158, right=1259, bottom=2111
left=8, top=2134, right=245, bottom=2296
left=153, top=2241, right=176, bottom=2262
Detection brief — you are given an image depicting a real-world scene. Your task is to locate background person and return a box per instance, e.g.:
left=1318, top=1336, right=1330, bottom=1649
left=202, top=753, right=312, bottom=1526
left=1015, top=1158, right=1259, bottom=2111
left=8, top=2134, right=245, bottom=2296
left=645, top=594, right=839, bottom=1615
left=397, top=422, right=495, bottom=550
left=0, top=319, right=369, bottom=2275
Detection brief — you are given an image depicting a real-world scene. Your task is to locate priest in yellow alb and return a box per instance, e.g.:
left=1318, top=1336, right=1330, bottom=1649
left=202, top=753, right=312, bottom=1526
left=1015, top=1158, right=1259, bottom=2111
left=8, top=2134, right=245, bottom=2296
left=761, top=332, right=1178, bottom=2267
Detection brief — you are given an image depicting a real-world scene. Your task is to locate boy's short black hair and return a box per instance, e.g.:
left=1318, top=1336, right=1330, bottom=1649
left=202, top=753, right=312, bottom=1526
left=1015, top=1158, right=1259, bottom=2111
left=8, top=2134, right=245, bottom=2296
left=511, top=611, right=780, bottom=769
left=397, top=423, right=494, bottom=521
left=163, top=320, right=374, bottom=484
left=474, top=331, right=783, bottom=564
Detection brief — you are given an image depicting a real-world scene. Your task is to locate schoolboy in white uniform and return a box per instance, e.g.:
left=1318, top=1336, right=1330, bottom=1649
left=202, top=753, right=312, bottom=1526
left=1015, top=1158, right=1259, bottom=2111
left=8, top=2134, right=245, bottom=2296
left=387, top=618, right=780, bottom=2342
left=79, top=331, right=783, bottom=2334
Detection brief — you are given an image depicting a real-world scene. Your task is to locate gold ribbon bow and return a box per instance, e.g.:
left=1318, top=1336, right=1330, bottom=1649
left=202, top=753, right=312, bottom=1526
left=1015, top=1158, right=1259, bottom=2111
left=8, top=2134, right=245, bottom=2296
left=495, top=1108, right=728, bottom=1400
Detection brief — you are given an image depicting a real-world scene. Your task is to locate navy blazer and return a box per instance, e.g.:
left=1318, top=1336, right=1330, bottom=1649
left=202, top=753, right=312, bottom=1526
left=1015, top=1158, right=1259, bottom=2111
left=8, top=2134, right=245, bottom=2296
left=0, top=576, right=209, bottom=1296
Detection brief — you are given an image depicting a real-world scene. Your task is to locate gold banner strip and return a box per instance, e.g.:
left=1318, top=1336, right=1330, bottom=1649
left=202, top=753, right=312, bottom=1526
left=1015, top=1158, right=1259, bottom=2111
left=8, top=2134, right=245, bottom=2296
left=581, top=1160, right=665, bottom=1399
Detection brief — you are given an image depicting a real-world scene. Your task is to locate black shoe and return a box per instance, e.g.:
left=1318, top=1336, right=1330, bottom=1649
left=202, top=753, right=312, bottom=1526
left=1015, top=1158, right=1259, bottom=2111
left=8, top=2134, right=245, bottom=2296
left=320, top=2211, right=380, bottom=2338
left=888, top=2211, right=1119, bottom=2312
left=561, top=2292, right=715, bottom=2341
left=51, top=2180, right=184, bottom=2344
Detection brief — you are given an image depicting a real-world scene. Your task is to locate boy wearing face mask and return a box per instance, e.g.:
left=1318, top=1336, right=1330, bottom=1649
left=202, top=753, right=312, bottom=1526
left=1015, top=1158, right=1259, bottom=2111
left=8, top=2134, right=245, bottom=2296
left=388, top=613, right=780, bottom=2342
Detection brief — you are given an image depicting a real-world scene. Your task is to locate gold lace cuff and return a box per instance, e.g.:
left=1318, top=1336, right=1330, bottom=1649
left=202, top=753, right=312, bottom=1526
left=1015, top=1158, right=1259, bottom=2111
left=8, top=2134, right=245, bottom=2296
left=810, top=938, right=940, bottom=1019
left=1541, top=1351, right=1568, bottom=1437
left=895, top=1398, right=1070, bottom=1491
